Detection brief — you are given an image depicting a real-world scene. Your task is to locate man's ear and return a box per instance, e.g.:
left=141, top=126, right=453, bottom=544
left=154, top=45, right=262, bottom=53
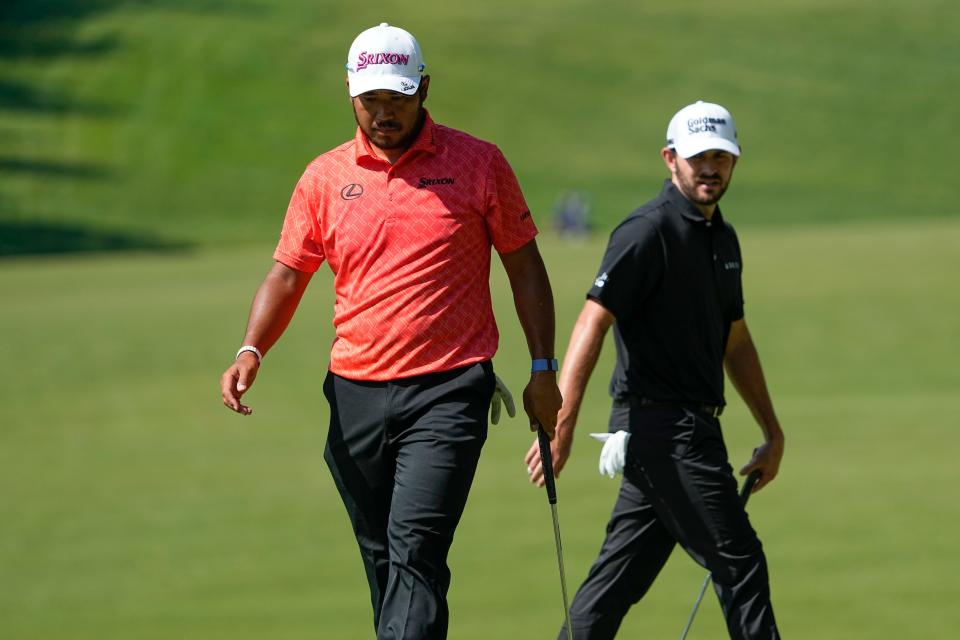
left=660, top=147, right=677, bottom=173
left=418, top=75, right=430, bottom=103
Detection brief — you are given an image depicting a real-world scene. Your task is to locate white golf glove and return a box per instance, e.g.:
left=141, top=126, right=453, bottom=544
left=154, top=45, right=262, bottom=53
left=490, top=375, right=516, bottom=425
left=590, top=430, right=631, bottom=478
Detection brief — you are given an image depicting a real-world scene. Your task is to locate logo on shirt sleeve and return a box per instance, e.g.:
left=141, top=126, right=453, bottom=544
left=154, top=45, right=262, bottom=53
left=341, top=183, right=364, bottom=200
left=594, top=272, right=609, bottom=288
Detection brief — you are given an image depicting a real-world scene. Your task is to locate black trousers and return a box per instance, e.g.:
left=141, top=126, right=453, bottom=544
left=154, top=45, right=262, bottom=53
left=560, top=402, right=779, bottom=640
left=323, top=361, right=495, bottom=640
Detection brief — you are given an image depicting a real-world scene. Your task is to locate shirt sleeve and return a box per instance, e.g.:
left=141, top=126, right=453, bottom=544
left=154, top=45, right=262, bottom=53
left=587, top=216, right=663, bottom=320
left=484, top=147, right=538, bottom=253
left=273, top=162, right=325, bottom=273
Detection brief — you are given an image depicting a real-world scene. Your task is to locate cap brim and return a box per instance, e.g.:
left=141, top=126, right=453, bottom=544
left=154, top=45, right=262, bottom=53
left=673, top=136, right=741, bottom=159
left=348, top=73, right=421, bottom=97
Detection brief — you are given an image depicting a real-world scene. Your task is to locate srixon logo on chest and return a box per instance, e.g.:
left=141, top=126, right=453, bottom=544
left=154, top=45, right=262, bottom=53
left=418, top=177, right=455, bottom=189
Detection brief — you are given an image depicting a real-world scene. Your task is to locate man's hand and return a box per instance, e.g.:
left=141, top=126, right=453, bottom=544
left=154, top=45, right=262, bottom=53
left=524, top=423, right=572, bottom=487
left=739, top=432, right=784, bottom=492
left=220, top=352, right=260, bottom=415
left=523, top=371, right=562, bottom=436
left=490, top=375, right=516, bottom=425
left=522, top=371, right=563, bottom=486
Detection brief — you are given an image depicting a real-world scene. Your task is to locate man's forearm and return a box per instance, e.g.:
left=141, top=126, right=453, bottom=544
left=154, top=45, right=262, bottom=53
left=557, top=299, right=615, bottom=432
left=240, top=262, right=313, bottom=356
left=499, top=240, right=563, bottom=433
left=725, top=328, right=782, bottom=442
left=500, top=241, right=556, bottom=358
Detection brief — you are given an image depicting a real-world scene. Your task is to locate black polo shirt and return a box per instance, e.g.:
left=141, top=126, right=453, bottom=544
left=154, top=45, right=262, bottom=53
left=587, top=180, right=744, bottom=407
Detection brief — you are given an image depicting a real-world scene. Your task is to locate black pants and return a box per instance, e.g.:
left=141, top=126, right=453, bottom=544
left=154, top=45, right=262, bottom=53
left=323, top=361, right=495, bottom=640
left=560, top=402, right=779, bottom=639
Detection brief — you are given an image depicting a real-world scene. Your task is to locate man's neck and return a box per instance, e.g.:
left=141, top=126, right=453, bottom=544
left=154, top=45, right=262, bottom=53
left=371, top=143, right=405, bottom=165
left=671, top=177, right=717, bottom=220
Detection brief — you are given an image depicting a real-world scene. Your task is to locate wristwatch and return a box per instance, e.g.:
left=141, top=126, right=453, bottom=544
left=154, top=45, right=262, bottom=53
left=531, top=358, right=559, bottom=373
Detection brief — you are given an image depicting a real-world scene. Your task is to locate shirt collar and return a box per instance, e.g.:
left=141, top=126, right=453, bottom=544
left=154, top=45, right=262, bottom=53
left=354, top=109, right=438, bottom=164
left=661, top=179, right=725, bottom=226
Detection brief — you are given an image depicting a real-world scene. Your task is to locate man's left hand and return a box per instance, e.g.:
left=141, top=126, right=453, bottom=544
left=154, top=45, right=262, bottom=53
left=739, top=433, right=785, bottom=493
left=522, top=371, right=562, bottom=437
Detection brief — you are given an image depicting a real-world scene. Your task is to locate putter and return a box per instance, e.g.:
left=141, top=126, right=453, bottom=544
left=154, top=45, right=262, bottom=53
left=678, top=470, right=762, bottom=640
left=537, top=426, right=575, bottom=640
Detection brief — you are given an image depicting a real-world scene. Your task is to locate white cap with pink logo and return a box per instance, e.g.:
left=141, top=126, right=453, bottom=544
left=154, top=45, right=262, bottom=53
left=666, top=101, right=741, bottom=159
left=346, top=23, right=425, bottom=97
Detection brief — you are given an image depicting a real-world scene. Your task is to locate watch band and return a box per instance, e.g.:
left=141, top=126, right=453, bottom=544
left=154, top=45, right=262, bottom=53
left=531, top=358, right=559, bottom=373
left=236, top=345, right=263, bottom=362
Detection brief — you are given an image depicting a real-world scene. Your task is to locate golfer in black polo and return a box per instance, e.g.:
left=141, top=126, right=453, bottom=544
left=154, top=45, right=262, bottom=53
left=525, top=101, right=784, bottom=639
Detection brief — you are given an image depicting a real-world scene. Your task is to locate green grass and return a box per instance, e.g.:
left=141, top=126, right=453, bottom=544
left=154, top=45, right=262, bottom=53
left=2, top=0, right=958, bottom=253
left=2, top=1, right=959, bottom=637
left=2, top=219, right=959, bottom=638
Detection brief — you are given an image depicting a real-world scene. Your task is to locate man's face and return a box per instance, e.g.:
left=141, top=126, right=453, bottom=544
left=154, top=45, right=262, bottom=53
left=351, top=77, right=429, bottom=153
left=663, top=148, right=737, bottom=208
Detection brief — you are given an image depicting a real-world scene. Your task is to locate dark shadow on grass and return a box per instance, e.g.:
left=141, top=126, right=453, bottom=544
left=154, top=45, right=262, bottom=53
left=0, top=220, right=190, bottom=257
left=0, top=33, right=117, bottom=59
left=0, top=0, right=264, bottom=27
left=0, top=79, right=118, bottom=115
left=0, top=0, right=119, bottom=23
left=0, top=0, right=262, bottom=255
left=0, top=157, right=112, bottom=179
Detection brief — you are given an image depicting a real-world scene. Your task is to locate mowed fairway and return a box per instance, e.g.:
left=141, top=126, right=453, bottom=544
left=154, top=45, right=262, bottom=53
left=2, top=0, right=957, bottom=247
left=2, top=219, right=958, bottom=639
left=3, top=1, right=959, bottom=636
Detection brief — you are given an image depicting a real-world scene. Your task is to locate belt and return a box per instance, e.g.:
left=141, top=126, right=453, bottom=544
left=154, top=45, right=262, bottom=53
left=613, top=397, right=724, bottom=418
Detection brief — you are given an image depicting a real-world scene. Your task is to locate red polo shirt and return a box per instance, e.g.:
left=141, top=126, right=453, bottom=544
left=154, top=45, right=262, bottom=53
left=274, top=112, right=538, bottom=381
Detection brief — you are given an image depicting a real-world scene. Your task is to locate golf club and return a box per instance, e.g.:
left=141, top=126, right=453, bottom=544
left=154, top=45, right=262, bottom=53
left=537, top=425, right=574, bottom=640
left=678, top=470, right=762, bottom=640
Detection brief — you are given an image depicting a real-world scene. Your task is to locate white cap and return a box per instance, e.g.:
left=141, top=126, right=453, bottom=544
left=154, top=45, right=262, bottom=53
left=666, top=101, right=741, bottom=158
left=346, top=23, right=425, bottom=97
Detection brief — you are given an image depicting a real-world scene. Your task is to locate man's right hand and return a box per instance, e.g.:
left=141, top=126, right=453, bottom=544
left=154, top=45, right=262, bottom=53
left=220, top=352, right=260, bottom=415
left=524, top=424, right=573, bottom=487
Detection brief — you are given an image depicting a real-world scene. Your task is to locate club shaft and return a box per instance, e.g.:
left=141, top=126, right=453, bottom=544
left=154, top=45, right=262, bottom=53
left=550, top=502, right=574, bottom=639
left=679, top=576, right=712, bottom=640
left=538, top=427, right=574, bottom=639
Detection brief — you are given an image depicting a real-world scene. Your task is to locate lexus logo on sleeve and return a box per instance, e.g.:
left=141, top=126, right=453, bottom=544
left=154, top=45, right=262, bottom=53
left=341, top=183, right=364, bottom=200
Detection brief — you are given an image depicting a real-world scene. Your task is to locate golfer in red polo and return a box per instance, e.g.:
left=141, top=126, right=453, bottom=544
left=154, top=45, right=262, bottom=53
left=220, top=23, right=562, bottom=639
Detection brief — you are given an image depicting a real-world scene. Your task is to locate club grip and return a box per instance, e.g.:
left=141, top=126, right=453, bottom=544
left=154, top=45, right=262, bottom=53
left=537, top=426, right=558, bottom=505
left=740, top=470, right=762, bottom=505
